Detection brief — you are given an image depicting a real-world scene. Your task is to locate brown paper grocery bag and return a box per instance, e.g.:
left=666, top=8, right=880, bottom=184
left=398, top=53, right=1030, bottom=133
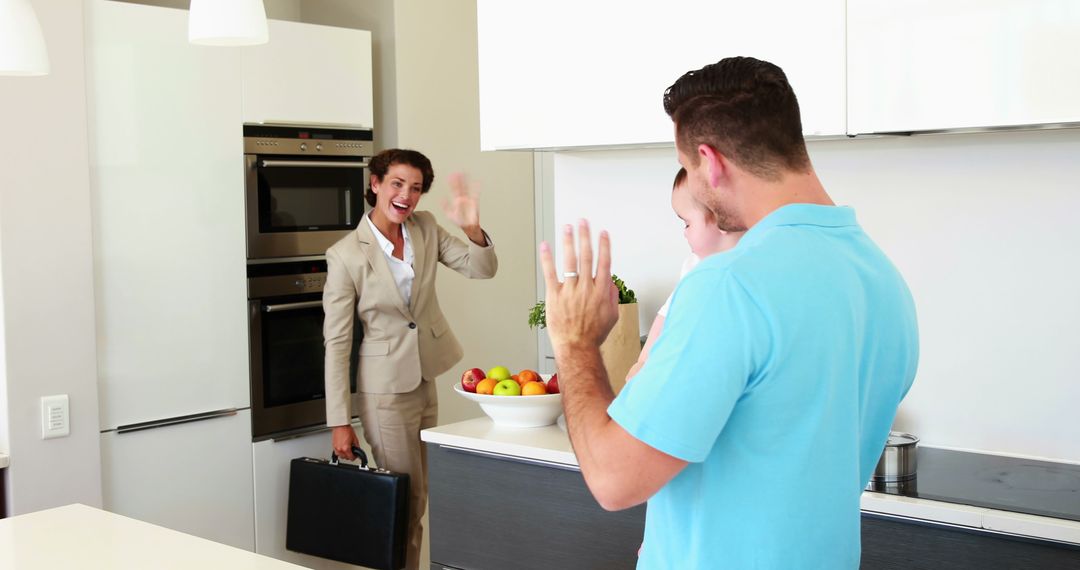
left=600, top=303, right=641, bottom=395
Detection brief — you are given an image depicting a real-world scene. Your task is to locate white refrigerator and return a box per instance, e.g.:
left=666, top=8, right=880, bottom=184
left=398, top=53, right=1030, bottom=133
left=86, top=0, right=254, bottom=551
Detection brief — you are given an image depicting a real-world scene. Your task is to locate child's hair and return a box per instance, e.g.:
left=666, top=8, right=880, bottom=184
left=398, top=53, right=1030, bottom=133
left=672, top=166, right=688, bottom=189
left=671, top=167, right=716, bottom=225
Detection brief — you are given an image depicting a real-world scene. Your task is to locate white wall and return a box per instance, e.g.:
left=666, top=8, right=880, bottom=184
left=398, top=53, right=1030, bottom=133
left=549, top=128, right=1080, bottom=463
left=811, top=129, right=1080, bottom=462
left=0, top=0, right=104, bottom=514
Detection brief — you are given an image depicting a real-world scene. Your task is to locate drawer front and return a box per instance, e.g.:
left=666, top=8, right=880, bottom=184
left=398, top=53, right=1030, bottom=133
left=861, top=514, right=1080, bottom=569
left=428, top=443, right=645, bottom=570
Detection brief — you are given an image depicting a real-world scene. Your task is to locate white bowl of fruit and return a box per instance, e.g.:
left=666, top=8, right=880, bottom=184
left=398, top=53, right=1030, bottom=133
left=454, top=366, right=562, bottom=428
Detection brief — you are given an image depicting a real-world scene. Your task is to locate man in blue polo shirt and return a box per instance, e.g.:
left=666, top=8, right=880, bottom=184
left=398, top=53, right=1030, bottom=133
left=538, top=57, right=918, bottom=569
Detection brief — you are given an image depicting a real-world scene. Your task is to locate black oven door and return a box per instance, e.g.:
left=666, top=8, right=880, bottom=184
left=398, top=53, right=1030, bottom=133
left=245, top=155, right=367, bottom=259
left=249, top=294, right=359, bottom=440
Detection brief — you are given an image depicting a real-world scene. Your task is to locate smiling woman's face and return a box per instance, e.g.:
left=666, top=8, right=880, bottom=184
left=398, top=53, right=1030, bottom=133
left=371, top=163, right=424, bottom=225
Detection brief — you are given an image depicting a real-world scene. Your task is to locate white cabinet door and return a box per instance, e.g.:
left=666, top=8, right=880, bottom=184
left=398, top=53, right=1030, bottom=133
left=848, top=0, right=1080, bottom=133
left=477, top=0, right=846, bottom=150
left=253, top=423, right=369, bottom=569
left=85, top=0, right=249, bottom=430
left=242, top=20, right=374, bottom=127
left=101, top=409, right=255, bottom=551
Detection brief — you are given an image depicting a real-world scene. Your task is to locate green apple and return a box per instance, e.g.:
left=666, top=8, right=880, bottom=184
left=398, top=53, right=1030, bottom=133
left=492, top=378, right=521, bottom=396
left=487, top=366, right=512, bottom=381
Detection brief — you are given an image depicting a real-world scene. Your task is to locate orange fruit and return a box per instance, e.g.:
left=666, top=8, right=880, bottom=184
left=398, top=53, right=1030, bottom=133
left=521, top=381, right=547, bottom=396
left=517, top=370, right=541, bottom=386
left=476, top=378, right=498, bottom=395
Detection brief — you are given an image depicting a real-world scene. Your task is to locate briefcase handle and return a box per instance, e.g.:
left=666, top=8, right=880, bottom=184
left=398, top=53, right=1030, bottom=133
left=329, top=446, right=370, bottom=469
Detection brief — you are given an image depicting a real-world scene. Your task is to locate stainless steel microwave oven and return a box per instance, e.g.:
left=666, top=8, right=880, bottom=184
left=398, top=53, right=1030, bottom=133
left=244, top=124, right=374, bottom=260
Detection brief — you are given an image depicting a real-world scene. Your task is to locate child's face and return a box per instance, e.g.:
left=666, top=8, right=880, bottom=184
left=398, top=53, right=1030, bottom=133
left=672, top=184, right=741, bottom=257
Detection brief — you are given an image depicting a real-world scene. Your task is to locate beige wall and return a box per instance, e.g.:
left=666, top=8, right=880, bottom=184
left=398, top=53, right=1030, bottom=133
left=300, top=0, right=539, bottom=426
left=391, top=0, right=537, bottom=426
left=0, top=0, right=103, bottom=514
left=297, top=3, right=538, bottom=567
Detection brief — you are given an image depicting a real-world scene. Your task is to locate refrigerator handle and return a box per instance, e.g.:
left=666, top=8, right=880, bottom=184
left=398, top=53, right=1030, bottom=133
left=116, top=408, right=239, bottom=434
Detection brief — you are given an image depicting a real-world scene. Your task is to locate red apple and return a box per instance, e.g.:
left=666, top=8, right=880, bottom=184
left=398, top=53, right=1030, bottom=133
left=546, top=373, right=559, bottom=394
left=460, top=368, right=485, bottom=393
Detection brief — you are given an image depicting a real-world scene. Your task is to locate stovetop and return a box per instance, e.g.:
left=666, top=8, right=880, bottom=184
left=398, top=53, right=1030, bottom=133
left=867, top=447, right=1080, bottom=522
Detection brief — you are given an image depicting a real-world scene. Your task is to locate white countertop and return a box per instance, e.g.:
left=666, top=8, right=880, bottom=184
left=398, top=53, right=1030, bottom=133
left=0, top=504, right=305, bottom=569
left=422, top=416, right=577, bottom=467
left=422, top=418, right=1080, bottom=546
left=0, top=453, right=8, bottom=469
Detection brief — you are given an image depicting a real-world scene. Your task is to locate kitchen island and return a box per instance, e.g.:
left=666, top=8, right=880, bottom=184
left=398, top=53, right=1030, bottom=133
left=422, top=418, right=1080, bottom=569
left=0, top=503, right=303, bottom=569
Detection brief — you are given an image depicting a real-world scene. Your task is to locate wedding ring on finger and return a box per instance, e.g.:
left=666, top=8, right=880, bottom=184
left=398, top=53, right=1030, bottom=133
left=563, top=272, right=579, bottom=279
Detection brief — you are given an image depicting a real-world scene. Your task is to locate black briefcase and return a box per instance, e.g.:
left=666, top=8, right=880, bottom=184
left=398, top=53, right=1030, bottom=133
left=286, top=446, right=410, bottom=570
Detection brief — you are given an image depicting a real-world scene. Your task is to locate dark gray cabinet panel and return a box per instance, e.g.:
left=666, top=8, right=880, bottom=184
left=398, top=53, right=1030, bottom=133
left=427, top=443, right=645, bottom=570
left=428, top=442, right=1080, bottom=569
left=861, top=514, right=1080, bottom=569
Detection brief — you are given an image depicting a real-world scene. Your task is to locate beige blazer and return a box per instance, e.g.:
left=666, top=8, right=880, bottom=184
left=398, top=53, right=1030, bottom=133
left=323, top=211, right=497, bottom=426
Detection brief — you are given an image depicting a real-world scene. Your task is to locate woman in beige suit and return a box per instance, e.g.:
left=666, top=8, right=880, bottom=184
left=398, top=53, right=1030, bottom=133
left=322, top=148, right=496, bottom=570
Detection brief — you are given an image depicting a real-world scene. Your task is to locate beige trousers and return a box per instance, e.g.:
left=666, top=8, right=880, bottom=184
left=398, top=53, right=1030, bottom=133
left=356, top=379, right=438, bottom=570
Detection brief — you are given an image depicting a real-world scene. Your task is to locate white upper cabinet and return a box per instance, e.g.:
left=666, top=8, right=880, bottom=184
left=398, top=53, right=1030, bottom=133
left=848, top=0, right=1080, bottom=134
left=477, top=0, right=846, bottom=150
left=242, top=20, right=373, bottom=127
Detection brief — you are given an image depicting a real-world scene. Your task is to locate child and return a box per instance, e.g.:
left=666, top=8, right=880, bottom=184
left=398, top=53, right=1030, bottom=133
left=626, top=167, right=743, bottom=380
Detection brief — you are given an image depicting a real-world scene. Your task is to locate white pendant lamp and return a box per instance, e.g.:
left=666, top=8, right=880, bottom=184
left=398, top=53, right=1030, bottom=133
left=0, top=0, right=50, bottom=76
left=188, top=0, right=269, bottom=46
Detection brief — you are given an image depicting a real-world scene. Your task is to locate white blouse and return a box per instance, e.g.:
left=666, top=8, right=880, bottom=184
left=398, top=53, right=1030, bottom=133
left=366, top=216, right=416, bottom=305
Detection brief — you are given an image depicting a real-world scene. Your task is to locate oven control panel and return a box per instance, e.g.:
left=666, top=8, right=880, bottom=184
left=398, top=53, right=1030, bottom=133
left=247, top=258, right=329, bottom=299
left=292, top=274, right=325, bottom=293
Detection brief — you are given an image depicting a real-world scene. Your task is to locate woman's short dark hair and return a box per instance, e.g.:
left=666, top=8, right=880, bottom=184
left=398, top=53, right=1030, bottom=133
left=663, top=57, right=810, bottom=181
left=365, top=148, right=435, bottom=207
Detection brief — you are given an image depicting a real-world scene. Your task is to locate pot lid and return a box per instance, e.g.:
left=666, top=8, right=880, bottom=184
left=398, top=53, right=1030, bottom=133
left=885, top=431, right=919, bottom=447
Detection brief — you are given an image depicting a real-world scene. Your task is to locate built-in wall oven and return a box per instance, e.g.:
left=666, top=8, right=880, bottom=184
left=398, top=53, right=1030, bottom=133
left=247, top=258, right=360, bottom=441
left=245, top=124, right=371, bottom=439
left=244, top=124, right=373, bottom=260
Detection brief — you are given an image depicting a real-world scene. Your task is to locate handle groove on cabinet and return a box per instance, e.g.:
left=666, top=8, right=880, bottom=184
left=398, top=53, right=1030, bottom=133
left=439, top=444, right=581, bottom=472
left=116, top=408, right=238, bottom=434
left=270, top=424, right=332, bottom=442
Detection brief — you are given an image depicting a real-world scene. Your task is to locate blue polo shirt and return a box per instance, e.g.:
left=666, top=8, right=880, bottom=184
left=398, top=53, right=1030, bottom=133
left=609, top=204, right=918, bottom=569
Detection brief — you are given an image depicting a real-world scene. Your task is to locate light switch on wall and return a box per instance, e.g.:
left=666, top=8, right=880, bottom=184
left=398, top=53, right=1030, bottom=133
left=41, top=395, right=70, bottom=440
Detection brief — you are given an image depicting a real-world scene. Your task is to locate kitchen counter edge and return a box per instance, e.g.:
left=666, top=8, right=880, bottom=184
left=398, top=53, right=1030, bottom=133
left=421, top=418, right=1080, bottom=546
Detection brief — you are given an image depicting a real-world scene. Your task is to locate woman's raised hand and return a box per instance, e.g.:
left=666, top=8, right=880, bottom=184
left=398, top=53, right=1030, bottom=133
left=442, top=172, right=485, bottom=245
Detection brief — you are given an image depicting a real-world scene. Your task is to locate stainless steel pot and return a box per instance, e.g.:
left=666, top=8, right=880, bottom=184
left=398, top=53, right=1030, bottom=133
left=872, top=431, right=919, bottom=482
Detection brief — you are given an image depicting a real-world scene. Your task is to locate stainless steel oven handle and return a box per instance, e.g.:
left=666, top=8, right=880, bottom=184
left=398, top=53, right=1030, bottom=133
left=259, top=160, right=369, bottom=169
left=262, top=300, right=323, bottom=313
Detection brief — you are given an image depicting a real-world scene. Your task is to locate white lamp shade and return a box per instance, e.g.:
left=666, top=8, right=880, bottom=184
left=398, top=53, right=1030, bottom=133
left=188, top=0, right=269, bottom=46
left=0, top=0, right=50, bottom=76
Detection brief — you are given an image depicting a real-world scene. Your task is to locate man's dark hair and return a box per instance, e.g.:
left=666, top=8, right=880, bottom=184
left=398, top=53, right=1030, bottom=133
left=366, top=148, right=435, bottom=207
left=663, top=57, right=810, bottom=180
